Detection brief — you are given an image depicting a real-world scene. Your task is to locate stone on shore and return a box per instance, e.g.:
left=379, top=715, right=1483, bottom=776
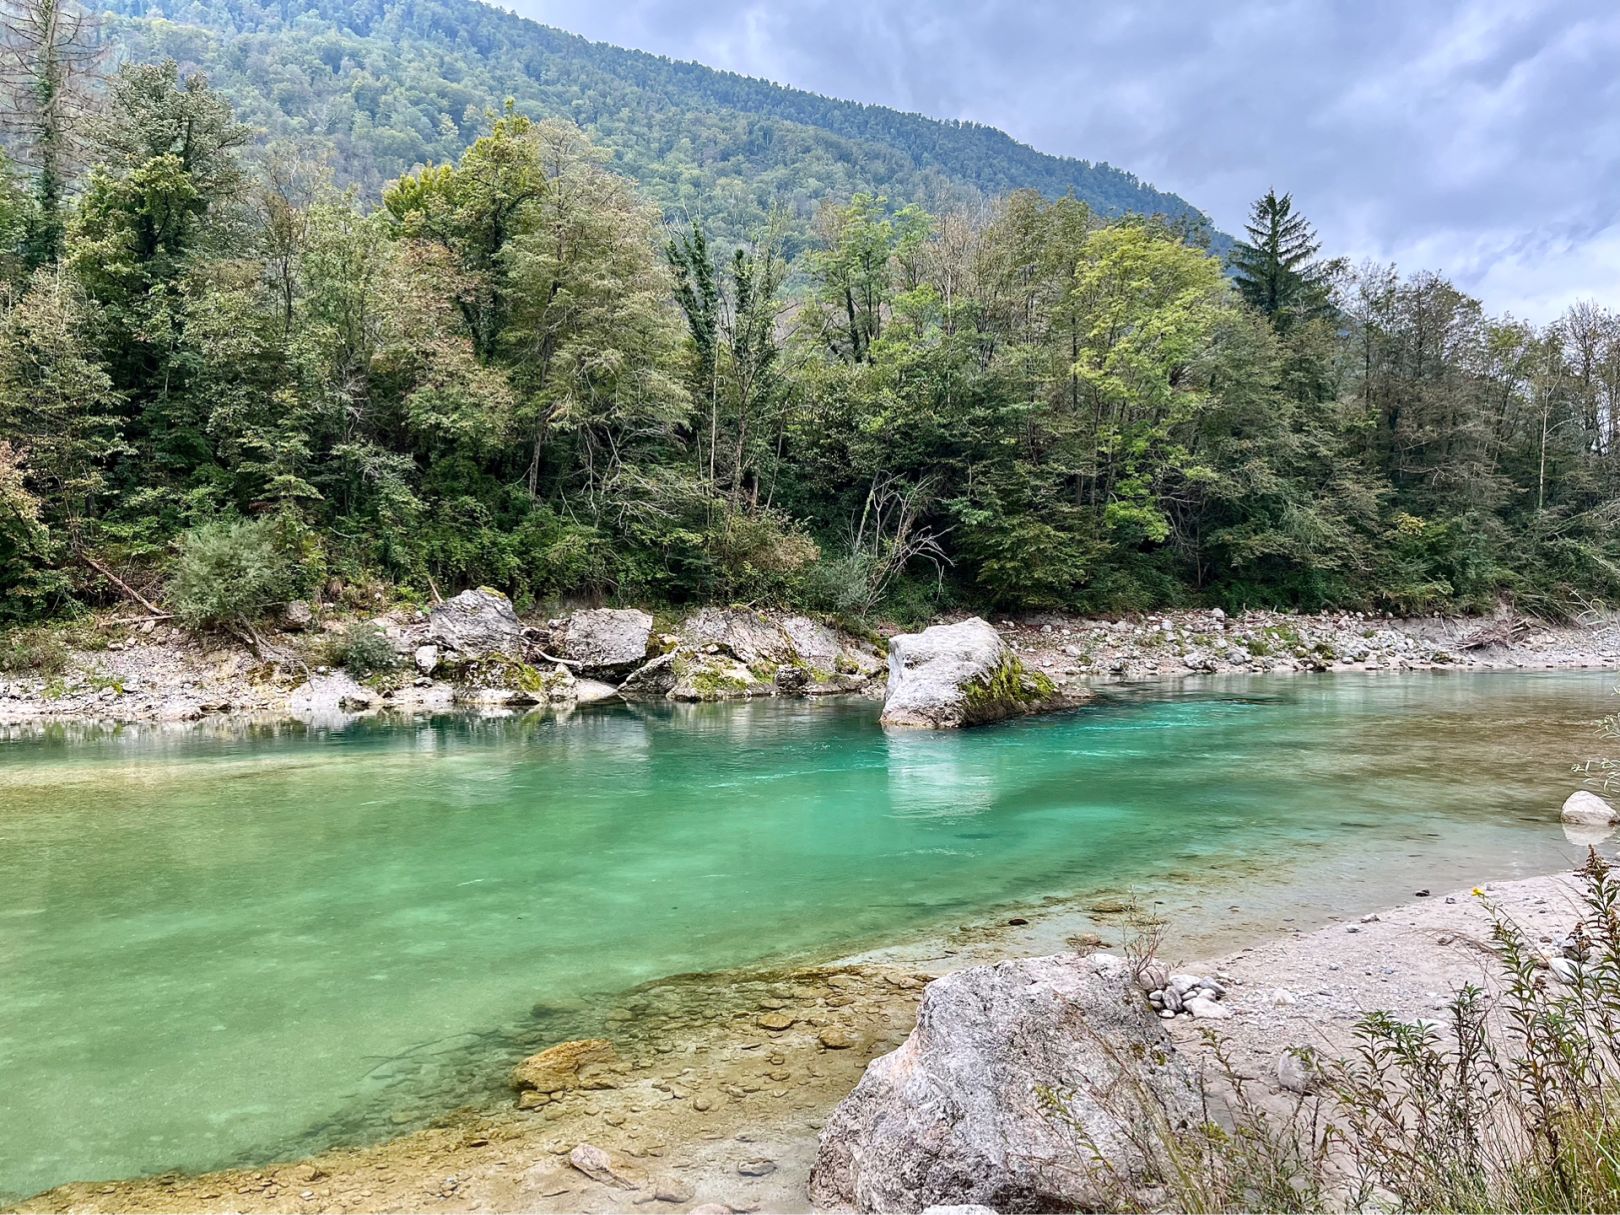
left=880, top=617, right=1065, bottom=728
left=557, top=609, right=654, bottom=677
left=808, top=952, right=1198, bottom=1213
left=512, top=1038, right=619, bottom=1096
left=1561, top=790, right=1618, bottom=826
left=429, top=588, right=524, bottom=659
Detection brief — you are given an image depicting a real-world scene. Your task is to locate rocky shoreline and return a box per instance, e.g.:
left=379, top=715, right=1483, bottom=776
left=4, top=602, right=1618, bottom=727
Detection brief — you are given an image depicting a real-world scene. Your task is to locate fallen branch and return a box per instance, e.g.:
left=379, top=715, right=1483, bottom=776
left=80, top=552, right=163, bottom=616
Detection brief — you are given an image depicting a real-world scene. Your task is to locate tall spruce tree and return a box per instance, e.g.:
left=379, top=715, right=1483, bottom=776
left=1229, top=189, right=1327, bottom=324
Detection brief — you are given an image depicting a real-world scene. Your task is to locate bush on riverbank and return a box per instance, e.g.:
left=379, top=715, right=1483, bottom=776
left=1089, top=852, right=1620, bottom=1213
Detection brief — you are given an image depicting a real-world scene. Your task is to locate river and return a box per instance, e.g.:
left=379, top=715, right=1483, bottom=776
left=0, top=670, right=1611, bottom=1200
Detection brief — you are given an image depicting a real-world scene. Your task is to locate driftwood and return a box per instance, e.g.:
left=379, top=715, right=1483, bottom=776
left=1458, top=615, right=1532, bottom=650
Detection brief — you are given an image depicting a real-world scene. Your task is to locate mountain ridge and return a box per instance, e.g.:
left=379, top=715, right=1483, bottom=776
left=99, top=0, right=1226, bottom=249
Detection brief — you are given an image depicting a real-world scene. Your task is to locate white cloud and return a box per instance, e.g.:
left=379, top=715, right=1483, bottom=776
left=512, top=0, right=1620, bottom=322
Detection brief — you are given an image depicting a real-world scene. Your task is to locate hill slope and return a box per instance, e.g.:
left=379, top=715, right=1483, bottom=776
left=101, top=0, right=1221, bottom=249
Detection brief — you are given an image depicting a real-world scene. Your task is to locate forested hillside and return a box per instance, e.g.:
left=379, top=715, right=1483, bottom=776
left=96, top=0, right=1219, bottom=253
left=2, top=9, right=1619, bottom=644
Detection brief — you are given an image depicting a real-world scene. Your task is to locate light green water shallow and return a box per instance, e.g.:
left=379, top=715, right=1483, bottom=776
left=0, top=671, right=1613, bottom=1200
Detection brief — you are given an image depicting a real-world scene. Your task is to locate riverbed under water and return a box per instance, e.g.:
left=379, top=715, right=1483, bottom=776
left=0, top=670, right=1613, bottom=1200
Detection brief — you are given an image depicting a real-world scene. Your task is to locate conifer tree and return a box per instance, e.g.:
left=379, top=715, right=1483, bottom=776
left=1229, top=189, right=1328, bottom=324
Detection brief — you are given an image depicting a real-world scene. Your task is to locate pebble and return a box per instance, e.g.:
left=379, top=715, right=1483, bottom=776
left=737, top=1158, right=777, bottom=1177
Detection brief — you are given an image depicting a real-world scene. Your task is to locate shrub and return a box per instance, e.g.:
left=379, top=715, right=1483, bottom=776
left=328, top=621, right=401, bottom=680
left=167, top=517, right=301, bottom=630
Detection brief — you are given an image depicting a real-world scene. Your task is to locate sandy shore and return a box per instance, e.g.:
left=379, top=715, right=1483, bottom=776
left=12, top=861, right=1603, bottom=1215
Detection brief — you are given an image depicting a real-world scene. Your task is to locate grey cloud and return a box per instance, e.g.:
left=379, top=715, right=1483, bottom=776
left=512, top=0, right=1619, bottom=320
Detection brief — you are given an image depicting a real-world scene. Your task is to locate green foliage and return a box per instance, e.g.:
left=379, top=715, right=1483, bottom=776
left=99, top=0, right=1219, bottom=255
left=0, top=15, right=1614, bottom=630
left=166, top=516, right=304, bottom=629
left=328, top=621, right=401, bottom=680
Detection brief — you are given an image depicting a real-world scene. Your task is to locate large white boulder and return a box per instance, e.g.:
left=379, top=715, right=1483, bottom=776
left=809, top=953, right=1198, bottom=1213
left=881, top=617, right=1062, bottom=728
left=557, top=608, right=653, bottom=676
left=428, top=588, right=524, bottom=658
left=1562, top=790, right=1619, bottom=826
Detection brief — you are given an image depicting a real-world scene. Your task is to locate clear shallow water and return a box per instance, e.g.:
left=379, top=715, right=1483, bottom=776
left=0, top=671, right=1613, bottom=1199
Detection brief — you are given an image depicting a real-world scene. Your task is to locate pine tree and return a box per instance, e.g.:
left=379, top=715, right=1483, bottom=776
left=1229, top=190, right=1327, bottom=324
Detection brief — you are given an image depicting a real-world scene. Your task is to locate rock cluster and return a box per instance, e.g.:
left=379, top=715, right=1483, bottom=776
left=809, top=952, right=1199, bottom=1213
left=1138, top=965, right=1232, bottom=1019
left=995, top=606, right=1620, bottom=687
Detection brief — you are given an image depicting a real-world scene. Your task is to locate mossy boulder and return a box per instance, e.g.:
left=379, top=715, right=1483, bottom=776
left=882, top=617, right=1069, bottom=728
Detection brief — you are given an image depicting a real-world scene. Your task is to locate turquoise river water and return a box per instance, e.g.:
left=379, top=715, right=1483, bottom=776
left=1, top=670, right=1615, bottom=1200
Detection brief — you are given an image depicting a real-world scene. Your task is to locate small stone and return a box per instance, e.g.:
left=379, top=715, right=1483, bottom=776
left=818, top=1027, right=855, bottom=1050
left=737, top=1158, right=777, bottom=1177
left=569, top=1142, right=621, bottom=1185
left=693, top=1095, right=713, bottom=1111
left=1184, top=995, right=1232, bottom=1020
left=1277, top=1052, right=1313, bottom=1094
left=756, top=1012, right=795, bottom=1031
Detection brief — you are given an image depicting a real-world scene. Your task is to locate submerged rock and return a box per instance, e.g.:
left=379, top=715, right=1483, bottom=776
left=880, top=617, right=1066, bottom=728
left=429, top=588, right=524, bottom=659
left=1561, top=790, right=1618, bottom=826
left=557, top=609, right=654, bottom=677
left=809, top=952, right=1198, bottom=1213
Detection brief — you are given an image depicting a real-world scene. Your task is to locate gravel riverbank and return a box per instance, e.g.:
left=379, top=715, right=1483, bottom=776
left=4, top=606, right=1619, bottom=726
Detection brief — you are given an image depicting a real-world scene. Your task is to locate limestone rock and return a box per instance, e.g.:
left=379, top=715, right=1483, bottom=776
left=780, top=614, right=842, bottom=669
left=680, top=608, right=794, bottom=666
left=809, top=952, right=1198, bottom=1213
left=558, top=609, right=654, bottom=677
left=513, top=1039, right=618, bottom=1095
left=617, top=653, right=678, bottom=701
left=280, top=600, right=313, bottom=632
left=669, top=653, right=769, bottom=702
left=573, top=678, right=621, bottom=705
left=1561, top=790, right=1618, bottom=826
left=413, top=644, right=439, bottom=675
left=429, top=588, right=524, bottom=659
left=880, top=617, right=1067, bottom=729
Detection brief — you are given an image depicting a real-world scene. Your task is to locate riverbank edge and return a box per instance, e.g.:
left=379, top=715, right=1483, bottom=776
left=4, top=604, right=1619, bottom=726
left=11, top=861, right=1606, bottom=1215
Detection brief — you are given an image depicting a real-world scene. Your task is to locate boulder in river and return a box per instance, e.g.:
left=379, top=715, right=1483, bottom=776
left=557, top=609, right=654, bottom=677
left=1561, top=790, right=1618, bottom=826
left=429, top=588, right=524, bottom=659
left=880, top=617, right=1066, bottom=728
left=809, top=952, right=1198, bottom=1213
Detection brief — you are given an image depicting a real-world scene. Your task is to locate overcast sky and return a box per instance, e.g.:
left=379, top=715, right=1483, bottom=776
left=507, top=0, right=1617, bottom=323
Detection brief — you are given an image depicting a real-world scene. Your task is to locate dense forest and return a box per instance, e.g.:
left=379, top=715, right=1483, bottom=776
left=2, top=4, right=1619, bottom=633
left=96, top=0, right=1220, bottom=257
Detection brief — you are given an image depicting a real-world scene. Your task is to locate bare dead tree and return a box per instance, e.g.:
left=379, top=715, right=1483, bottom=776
left=846, top=472, right=950, bottom=616
left=0, top=0, right=104, bottom=263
